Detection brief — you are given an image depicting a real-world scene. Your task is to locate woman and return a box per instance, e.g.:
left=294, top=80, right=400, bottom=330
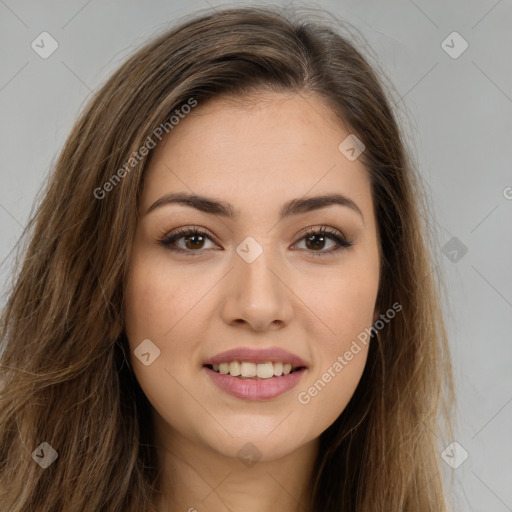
left=0, top=5, right=454, bottom=511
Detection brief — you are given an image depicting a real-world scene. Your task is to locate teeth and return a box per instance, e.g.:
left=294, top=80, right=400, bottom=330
left=208, top=361, right=300, bottom=378
left=256, top=362, right=274, bottom=379
left=229, top=361, right=241, bottom=376
left=240, top=362, right=256, bottom=377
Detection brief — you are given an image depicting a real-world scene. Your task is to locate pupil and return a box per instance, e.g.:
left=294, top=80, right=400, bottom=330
left=186, top=235, right=204, bottom=250
left=306, top=234, right=324, bottom=250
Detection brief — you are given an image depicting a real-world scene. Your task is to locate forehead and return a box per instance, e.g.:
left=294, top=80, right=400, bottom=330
left=141, top=92, right=372, bottom=218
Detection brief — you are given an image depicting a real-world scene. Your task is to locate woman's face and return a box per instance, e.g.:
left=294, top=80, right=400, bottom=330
left=124, top=91, right=380, bottom=462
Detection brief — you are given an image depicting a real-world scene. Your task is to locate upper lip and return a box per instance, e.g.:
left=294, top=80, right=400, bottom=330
left=203, top=347, right=307, bottom=368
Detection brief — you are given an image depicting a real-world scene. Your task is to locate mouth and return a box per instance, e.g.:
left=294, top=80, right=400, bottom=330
left=202, top=361, right=307, bottom=401
left=203, top=361, right=306, bottom=380
left=202, top=347, right=308, bottom=400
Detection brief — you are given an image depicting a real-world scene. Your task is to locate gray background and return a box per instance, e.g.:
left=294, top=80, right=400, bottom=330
left=1, top=1, right=511, bottom=510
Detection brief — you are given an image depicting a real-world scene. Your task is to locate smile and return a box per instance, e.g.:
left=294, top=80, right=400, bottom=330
left=206, top=361, right=303, bottom=379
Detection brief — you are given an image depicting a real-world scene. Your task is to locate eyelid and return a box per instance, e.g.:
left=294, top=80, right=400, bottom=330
left=298, top=224, right=349, bottom=241
left=158, top=225, right=220, bottom=251
left=294, top=225, right=353, bottom=256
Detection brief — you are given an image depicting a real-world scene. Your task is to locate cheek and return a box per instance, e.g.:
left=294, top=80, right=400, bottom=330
left=296, top=309, right=373, bottom=431
left=123, top=248, right=213, bottom=379
left=303, top=251, right=379, bottom=349
left=123, top=254, right=193, bottom=416
left=298, top=345, right=369, bottom=405
left=124, top=249, right=190, bottom=343
left=295, top=257, right=378, bottom=421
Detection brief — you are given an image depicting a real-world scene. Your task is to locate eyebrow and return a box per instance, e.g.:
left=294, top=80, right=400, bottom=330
left=145, top=192, right=364, bottom=221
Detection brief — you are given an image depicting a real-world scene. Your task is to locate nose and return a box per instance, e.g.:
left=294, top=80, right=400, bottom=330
left=220, top=246, right=294, bottom=331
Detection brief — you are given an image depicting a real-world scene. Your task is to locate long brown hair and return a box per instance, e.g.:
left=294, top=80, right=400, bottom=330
left=0, top=5, right=454, bottom=511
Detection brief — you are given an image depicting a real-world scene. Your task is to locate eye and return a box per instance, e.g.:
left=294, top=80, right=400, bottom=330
left=159, top=227, right=218, bottom=255
left=292, top=225, right=353, bottom=256
left=158, top=224, right=353, bottom=256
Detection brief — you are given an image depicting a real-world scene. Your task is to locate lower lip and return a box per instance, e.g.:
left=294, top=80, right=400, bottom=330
left=204, top=366, right=307, bottom=401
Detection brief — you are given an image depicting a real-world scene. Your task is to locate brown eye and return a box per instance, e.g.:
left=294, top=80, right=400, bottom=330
left=304, top=233, right=332, bottom=251
left=183, top=233, right=206, bottom=250
left=159, top=227, right=218, bottom=255
left=293, top=226, right=353, bottom=256
left=159, top=225, right=352, bottom=257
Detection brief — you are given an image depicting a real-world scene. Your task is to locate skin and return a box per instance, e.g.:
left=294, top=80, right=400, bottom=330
left=124, top=91, right=381, bottom=512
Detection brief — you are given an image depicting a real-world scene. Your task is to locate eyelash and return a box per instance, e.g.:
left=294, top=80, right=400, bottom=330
left=158, top=225, right=353, bottom=257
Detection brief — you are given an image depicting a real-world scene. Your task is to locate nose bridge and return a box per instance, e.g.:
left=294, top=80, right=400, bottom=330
left=223, top=236, right=292, bottom=329
left=236, top=237, right=281, bottom=299
left=241, top=246, right=277, bottom=288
